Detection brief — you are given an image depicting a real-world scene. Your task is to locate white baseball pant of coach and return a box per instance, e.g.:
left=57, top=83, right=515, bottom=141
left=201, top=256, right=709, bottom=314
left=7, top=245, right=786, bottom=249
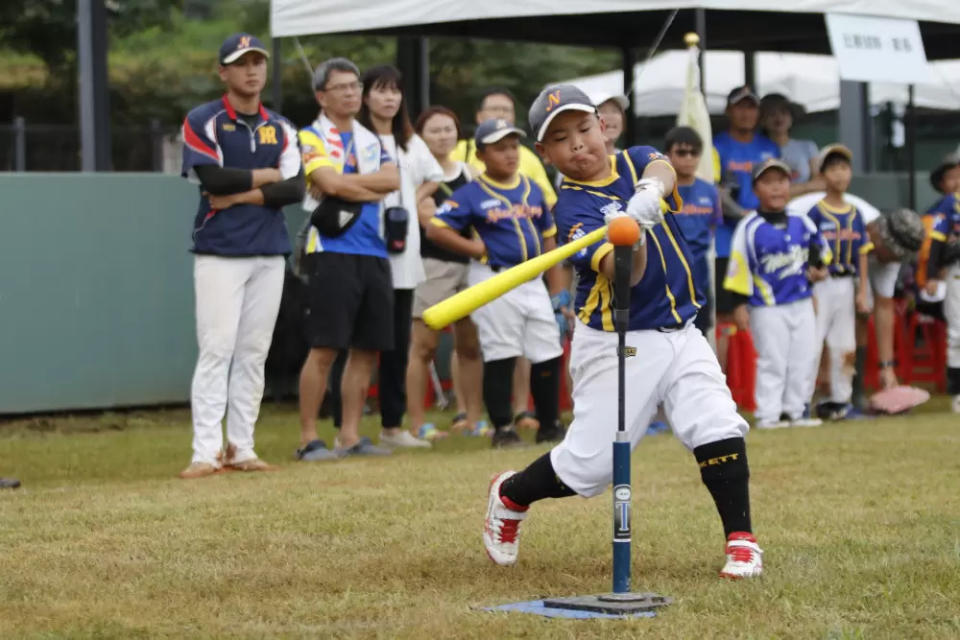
left=467, top=263, right=563, bottom=364
left=944, top=263, right=960, bottom=370
left=813, top=277, right=857, bottom=404
left=551, top=322, right=748, bottom=497
left=191, top=255, right=285, bottom=466
left=750, top=298, right=818, bottom=424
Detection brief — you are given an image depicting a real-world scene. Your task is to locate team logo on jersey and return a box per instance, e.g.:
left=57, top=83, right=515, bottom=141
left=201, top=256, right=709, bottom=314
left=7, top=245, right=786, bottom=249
left=257, top=126, right=278, bottom=145
left=481, top=199, right=501, bottom=209
left=221, top=123, right=236, bottom=132
left=545, top=90, right=561, bottom=112
left=648, top=152, right=666, bottom=161
left=760, top=246, right=808, bottom=277
left=600, top=202, right=623, bottom=217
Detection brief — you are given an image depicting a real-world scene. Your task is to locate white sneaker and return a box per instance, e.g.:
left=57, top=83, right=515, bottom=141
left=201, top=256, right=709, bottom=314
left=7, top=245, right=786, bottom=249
left=379, top=430, right=431, bottom=448
left=755, top=419, right=790, bottom=429
left=790, top=417, right=823, bottom=428
left=952, top=395, right=960, bottom=414
left=720, top=531, right=763, bottom=579
left=483, top=471, right=528, bottom=566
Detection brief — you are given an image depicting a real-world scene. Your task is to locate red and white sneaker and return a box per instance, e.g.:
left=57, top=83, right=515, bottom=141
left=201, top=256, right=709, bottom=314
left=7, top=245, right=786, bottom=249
left=720, top=531, right=763, bottom=579
left=482, top=471, right=529, bottom=566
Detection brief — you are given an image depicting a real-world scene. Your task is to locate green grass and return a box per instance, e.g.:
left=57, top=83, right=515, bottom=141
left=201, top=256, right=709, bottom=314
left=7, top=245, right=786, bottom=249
left=1, top=400, right=959, bottom=639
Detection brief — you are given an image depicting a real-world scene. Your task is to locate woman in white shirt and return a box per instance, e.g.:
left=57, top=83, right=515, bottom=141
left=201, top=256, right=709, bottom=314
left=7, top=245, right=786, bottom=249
left=358, top=65, right=443, bottom=448
left=760, top=93, right=823, bottom=197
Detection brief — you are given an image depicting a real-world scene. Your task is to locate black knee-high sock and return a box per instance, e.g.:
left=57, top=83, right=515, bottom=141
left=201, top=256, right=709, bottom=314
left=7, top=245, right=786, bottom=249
left=948, top=367, right=960, bottom=395
left=500, top=452, right=576, bottom=508
left=694, top=437, right=752, bottom=537
left=530, top=356, right=561, bottom=429
left=483, top=357, right=516, bottom=429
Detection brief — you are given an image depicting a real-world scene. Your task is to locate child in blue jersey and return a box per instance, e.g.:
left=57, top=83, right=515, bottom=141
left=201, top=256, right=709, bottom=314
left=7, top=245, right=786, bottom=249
left=923, top=157, right=960, bottom=410
left=428, top=118, right=565, bottom=448
left=480, top=86, right=763, bottom=580
left=805, top=145, right=871, bottom=419
left=665, top=126, right=722, bottom=335
left=724, top=159, right=831, bottom=429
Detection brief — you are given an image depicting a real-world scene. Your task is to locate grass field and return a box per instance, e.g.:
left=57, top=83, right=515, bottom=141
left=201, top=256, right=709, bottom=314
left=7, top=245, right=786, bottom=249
left=1, top=400, right=958, bottom=639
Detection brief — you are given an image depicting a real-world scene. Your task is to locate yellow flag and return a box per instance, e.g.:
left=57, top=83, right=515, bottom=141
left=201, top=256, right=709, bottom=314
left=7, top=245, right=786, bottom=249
left=677, top=37, right=715, bottom=183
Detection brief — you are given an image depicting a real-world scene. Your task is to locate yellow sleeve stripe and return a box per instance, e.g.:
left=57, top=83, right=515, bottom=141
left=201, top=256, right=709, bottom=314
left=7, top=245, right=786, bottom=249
left=304, top=157, right=335, bottom=175
left=723, top=251, right=752, bottom=296
left=430, top=217, right=451, bottom=229
left=645, top=158, right=677, bottom=177
left=542, top=225, right=557, bottom=238
left=622, top=150, right=639, bottom=185
left=590, top=242, right=614, bottom=272
left=859, top=242, right=874, bottom=255
left=930, top=231, right=947, bottom=242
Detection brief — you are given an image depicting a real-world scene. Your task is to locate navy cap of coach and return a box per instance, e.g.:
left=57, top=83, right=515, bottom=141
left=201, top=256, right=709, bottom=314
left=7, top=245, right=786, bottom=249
left=527, top=84, right=597, bottom=142
left=219, top=33, right=270, bottom=65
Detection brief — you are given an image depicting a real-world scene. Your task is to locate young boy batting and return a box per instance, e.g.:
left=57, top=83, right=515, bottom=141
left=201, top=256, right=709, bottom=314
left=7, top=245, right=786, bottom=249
left=805, top=145, right=871, bottom=420
left=427, top=118, right=565, bottom=448
left=480, top=85, right=763, bottom=579
left=724, top=158, right=831, bottom=429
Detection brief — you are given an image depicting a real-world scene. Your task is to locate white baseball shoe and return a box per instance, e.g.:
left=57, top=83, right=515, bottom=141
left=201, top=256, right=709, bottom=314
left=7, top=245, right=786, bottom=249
left=379, top=429, right=431, bottom=448
left=790, top=417, right=823, bottom=428
left=483, top=471, right=528, bottom=566
left=720, top=531, right=764, bottom=579
left=755, top=419, right=790, bottom=429
left=951, top=395, right=960, bottom=414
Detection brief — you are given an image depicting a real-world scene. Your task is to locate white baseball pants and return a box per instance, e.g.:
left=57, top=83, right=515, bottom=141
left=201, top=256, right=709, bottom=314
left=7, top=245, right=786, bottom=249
left=944, top=263, right=960, bottom=369
left=749, top=298, right=817, bottom=423
left=551, top=322, right=747, bottom=497
left=191, top=255, right=285, bottom=465
left=467, top=263, right=563, bottom=364
left=813, top=277, right=857, bottom=403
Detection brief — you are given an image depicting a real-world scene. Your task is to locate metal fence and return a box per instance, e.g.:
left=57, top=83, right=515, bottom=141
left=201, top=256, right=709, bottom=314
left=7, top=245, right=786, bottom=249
left=0, top=120, right=180, bottom=172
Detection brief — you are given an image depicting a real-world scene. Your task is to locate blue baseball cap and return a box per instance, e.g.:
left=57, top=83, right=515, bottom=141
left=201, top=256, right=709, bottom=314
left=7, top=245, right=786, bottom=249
left=474, top=118, right=526, bottom=149
left=219, top=33, right=269, bottom=65
left=528, top=84, right=597, bottom=141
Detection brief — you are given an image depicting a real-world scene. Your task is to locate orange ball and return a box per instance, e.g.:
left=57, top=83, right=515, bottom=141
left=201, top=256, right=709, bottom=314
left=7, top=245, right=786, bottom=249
left=607, top=216, right=640, bottom=246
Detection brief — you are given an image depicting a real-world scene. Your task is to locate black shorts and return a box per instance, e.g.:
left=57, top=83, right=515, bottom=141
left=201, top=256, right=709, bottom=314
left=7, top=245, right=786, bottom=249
left=714, top=256, right=737, bottom=315
left=302, top=252, right=394, bottom=351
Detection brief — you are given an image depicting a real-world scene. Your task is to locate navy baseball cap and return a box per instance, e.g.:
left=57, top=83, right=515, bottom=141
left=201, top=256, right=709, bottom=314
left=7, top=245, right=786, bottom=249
left=219, top=33, right=269, bottom=65
left=752, top=158, right=792, bottom=184
left=528, top=85, right=597, bottom=141
left=474, top=118, right=526, bottom=149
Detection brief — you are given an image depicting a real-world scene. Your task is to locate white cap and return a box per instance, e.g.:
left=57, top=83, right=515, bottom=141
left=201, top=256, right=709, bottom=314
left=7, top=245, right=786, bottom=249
left=591, top=92, right=630, bottom=111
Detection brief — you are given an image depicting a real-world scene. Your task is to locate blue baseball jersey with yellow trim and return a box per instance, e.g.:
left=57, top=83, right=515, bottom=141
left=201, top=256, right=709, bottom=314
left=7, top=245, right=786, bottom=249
left=805, top=200, right=868, bottom=276
left=712, top=131, right=780, bottom=258
left=432, top=174, right=555, bottom=267
left=929, top=193, right=960, bottom=241
left=674, top=178, right=721, bottom=260
left=555, top=146, right=704, bottom=332
left=724, top=211, right=832, bottom=307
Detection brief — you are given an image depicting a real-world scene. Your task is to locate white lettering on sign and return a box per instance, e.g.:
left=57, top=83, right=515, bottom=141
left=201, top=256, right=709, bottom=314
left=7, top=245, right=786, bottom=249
left=826, top=14, right=932, bottom=84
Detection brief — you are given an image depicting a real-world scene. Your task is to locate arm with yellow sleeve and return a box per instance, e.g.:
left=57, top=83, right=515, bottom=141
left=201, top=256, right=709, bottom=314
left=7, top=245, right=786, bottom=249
left=298, top=129, right=398, bottom=201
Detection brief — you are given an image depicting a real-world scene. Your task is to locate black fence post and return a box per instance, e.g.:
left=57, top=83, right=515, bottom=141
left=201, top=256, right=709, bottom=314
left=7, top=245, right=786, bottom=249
left=14, top=117, right=26, bottom=171
left=150, top=119, right=163, bottom=172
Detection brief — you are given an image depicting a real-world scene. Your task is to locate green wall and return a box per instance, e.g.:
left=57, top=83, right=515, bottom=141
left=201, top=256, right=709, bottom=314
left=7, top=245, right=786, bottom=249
left=0, top=174, right=308, bottom=414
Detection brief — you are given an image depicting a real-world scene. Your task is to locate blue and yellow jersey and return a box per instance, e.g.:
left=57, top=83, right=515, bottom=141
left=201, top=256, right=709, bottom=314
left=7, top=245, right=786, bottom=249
left=806, top=200, right=869, bottom=276
left=674, top=177, right=722, bottom=261
left=929, top=192, right=960, bottom=242
left=724, top=211, right=832, bottom=307
left=554, top=146, right=704, bottom=332
left=431, top=173, right=555, bottom=267
left=712, top=131, right=780, bottom=258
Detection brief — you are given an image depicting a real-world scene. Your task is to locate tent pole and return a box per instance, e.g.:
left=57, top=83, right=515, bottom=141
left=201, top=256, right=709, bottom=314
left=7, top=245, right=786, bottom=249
left=272, top=37, right=283, bottom=112
left=839, top=81, right=868, bottom=174
left=621, top=46, right=638, bottom=146
left=744, top=49, right=756, bottom=90
left=907, top=84, right=916, bottom=211
left=696, top=8, right=706, bottom=91
left=77, top=0, right=111, bottom=171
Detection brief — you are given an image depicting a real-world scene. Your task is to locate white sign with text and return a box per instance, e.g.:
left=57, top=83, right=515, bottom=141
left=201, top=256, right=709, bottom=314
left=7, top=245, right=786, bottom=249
left=826, top=13, right=932, bottom=84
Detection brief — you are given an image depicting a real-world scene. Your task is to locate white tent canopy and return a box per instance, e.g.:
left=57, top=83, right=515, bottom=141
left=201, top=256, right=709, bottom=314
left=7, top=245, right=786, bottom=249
left=564, top=52, right=960, bottom=116
left=271, top=0, right=960, bottom=37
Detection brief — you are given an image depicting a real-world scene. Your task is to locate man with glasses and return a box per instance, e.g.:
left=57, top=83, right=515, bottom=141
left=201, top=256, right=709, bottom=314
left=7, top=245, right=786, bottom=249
left=665, top=126, right=722, bottom=335
left=295, top=57, right=400, bottom=461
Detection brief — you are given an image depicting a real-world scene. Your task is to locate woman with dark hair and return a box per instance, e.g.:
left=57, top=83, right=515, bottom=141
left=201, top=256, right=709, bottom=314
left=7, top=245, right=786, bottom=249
left=357, top=65, right=443, bottom=448
left=760, top=93, right=823, bottom=196
left=405, top=106, right=487, bottom=440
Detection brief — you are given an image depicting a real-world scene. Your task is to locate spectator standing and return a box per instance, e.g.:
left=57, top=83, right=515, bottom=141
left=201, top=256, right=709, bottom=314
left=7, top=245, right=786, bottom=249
left=759, top=93, right=823, bottom=196
left=724, top=159, right=829, bottom=428
left=406, top=106, right=486, bottom=439
left=592, top=93, right=630, bottom=155
left=357, top=65, right=442, bottom=448
left=713, top=86, right=780, bottom=370
left=805, top=145, right=871, bottom=420
left=665, top=126, right=722, bottom=335
left=295, top=57, right=398, bottom=461
left=454, top=88, right=557, bottom=431
left=916, top=154, right=960, bottom=298
left=179, top=34, right=304, bottom=478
